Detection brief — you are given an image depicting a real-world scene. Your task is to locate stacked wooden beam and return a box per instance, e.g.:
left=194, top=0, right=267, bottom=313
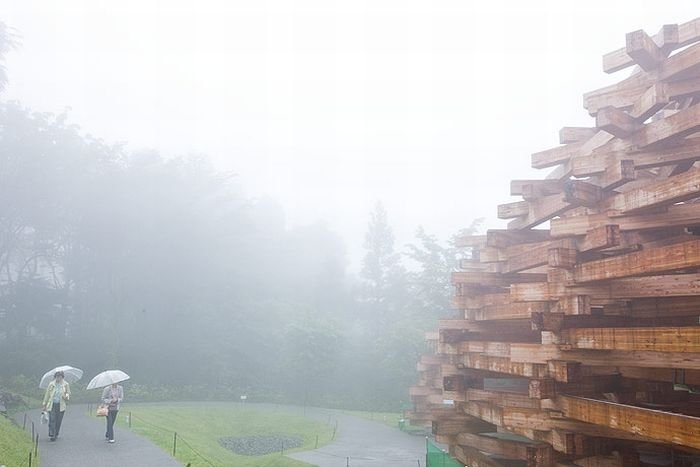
left=410, top=18, right=700, bottom=467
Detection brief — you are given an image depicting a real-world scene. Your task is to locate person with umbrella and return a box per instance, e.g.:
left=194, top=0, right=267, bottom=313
left=101, top=383, right=123, bottom=443
left=88, top=370, right=129, bottom=444
left=42, top=370, right=71, bottom=441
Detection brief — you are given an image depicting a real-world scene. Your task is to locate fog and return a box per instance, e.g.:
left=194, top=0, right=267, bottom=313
left=0, top=1, right=698, bottom=410
left=3, top=0, right=696, bottom=268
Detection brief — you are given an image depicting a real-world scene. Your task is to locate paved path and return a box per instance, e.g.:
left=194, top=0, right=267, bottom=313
left=287, top=410, right=427, bottom=467
left=15, top=404, right=427, bottom=467
left=14, top=405, right=182, bottom=467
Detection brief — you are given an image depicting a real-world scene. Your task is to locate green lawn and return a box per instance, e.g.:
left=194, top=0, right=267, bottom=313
left=338, top=410, right=401, bottom=427
left=116, top=403, right=334, bottom=467
left=0, top=414, right=37, bottom=467
left=338, top=410, right=430, bottom=435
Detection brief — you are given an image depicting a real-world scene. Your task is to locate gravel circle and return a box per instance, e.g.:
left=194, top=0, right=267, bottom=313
left=219, top=434, right=304, bottom=455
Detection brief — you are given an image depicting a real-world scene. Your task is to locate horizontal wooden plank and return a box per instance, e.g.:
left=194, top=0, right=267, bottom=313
left=532, top=142, right=584, bottom=169
left=514, top=344, right=700, bottom=370
left=454, top=444, right=506, bottom=467
left=510, top=273, right=700, bottom=304
left=498, top=200, right=529, bottom=219
left=512, top=273, right=700, bottom=302
left=551, top=203, right=700, bottom=238
left=452, top=272, right=548, bottom=287
left=465, top=388, right=541, bottom=409
left=508, top=195, right=573, bottom=230
left=460, top=353, right=548, bottom=378
left=557, top=395, right=700, bottom=450
left=510, top=179, right=563, bottom=198
left=502, top=240, right=572, bottom=273
left=487, top=229, right=551, bottom=248
left=658, top=40, right=700, bottom=82
left=573, top=239, right=700, bottom=282
left=475, top=301, right=550, bottom=321
left=576, top=225, right=620, bottom=252
left=583, top=72, right=653, bottom=115
left=572, top=137, right=700, bottom=178
left=452, top=293, right=511, bottom=309
left=596, top=106, right=642, bottom=137
left=602, top=166, right=700, bottom=214
left=559, top=127, right=598, bottom=144
left=454, top=234, right=487, bottom=248
left=631, top=104, right=700, bottom=149
left=562, top=326, right=700, bottom=352
left=456, top=432, right=552, bottom=465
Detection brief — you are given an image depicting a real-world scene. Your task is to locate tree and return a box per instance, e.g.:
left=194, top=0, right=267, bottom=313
left=360, top=202, right=406, bottom=329
left=0, top=22, right=18, bottom=93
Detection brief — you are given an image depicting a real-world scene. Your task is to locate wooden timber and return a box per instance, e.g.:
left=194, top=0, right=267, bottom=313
left=557, top=395, right=700, bottom=450
left=409, top=18, right=700, bottom=466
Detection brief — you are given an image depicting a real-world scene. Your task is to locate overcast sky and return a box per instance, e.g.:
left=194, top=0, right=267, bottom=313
left=2, top=1, right=698, bottom=269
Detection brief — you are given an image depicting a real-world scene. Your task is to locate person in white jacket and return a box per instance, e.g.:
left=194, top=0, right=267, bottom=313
left=101, top=383, right=123, bottom=443
left=42, top=371, right=70, bottom=441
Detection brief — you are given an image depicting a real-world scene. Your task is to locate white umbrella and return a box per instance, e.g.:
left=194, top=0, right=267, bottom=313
left=86, top=370, right=130, bottom=390
left=39, top=365, right=84, bottom=389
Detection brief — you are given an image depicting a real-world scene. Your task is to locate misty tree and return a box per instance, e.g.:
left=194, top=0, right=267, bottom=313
left=0, top=21, right=17, bottom=93
left=404, top=218, right=482, bottom=321
left=0, top=41, right=462, bottom=410
left=360, top=201, right=406, bottom=329
left=283, top=309, right=343, bottom=405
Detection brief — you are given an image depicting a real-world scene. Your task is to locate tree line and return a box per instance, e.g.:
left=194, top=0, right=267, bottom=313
left=0, top=22, right=477, bottom=410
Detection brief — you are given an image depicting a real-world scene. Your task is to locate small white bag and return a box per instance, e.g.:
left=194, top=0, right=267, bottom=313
left=40, top=411, right=49, bottom=424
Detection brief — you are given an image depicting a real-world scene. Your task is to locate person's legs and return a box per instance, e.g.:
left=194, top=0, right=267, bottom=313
left=106, top=410, right=118, bottom=441
left=54, top=408, right=65, bottom=438
left=48, top=402, right=60, bottom=440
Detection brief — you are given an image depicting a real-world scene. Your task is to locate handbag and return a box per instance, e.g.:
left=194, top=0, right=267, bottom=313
left=96, top=404, right=109, bottom=417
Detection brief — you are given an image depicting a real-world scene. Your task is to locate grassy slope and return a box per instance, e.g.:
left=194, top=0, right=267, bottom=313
left=117, top=403, right=333, bottom=467
left=0, top=414, right=37, bottom=467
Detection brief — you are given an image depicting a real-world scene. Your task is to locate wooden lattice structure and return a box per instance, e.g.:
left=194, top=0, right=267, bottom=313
left=409, top=18, right=700, bottom=467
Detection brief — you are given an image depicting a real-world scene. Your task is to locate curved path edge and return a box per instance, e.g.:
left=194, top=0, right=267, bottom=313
left=14, top=405, right=182, bottom=467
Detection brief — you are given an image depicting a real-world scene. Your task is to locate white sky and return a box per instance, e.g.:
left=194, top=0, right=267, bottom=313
left=2, top=0, right=698, bottom=268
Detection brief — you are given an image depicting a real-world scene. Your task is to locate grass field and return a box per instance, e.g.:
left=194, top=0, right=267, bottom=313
left=0, top=414, right=37, bottom=467
left=337, top=409, right=400, bottom=427
left=116, top=403, right=336, bottom=467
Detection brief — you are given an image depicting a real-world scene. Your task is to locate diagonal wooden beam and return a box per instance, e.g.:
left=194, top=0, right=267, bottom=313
left=596, top=106, right=642, bottom=137
left=631, top=104, right=700, bottom=149
left=603, top=20, right=697, bottom=74
left=572, top=137, right=700, bottom=178
left=626, top=28, right=671, bottom=71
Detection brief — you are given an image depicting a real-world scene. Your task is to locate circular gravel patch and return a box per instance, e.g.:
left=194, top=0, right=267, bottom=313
left=219, top=434, right=304, bottom=455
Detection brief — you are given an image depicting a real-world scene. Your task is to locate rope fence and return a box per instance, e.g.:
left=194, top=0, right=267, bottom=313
left=17, top=412, right=39, bottom=467
left=126, top=412, right=220, bottom=467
